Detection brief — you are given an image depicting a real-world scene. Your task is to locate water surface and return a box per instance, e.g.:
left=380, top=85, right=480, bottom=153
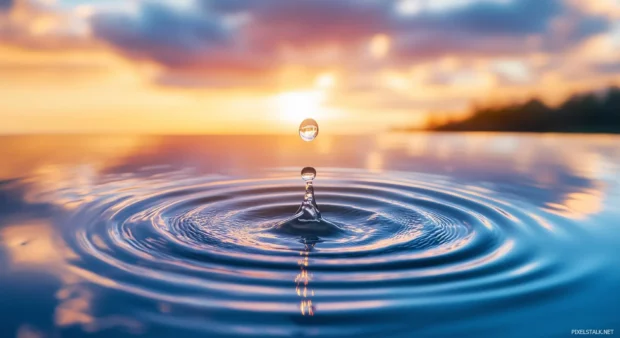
left=1, top=133, right=619, bottom=337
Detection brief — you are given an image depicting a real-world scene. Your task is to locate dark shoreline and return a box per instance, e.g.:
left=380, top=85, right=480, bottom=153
left=403, top=86, right=620, bottom=135
left=392, top=129, right=620, bottom=135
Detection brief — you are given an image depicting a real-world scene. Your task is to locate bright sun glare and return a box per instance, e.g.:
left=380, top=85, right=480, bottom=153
left=275, top=90, right=325, bottom=123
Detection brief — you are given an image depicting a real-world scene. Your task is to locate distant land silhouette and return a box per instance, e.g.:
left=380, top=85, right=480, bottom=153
left=424, top=86, right=620, bottom=133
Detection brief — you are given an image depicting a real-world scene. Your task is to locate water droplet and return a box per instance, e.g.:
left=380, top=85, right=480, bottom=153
left=301, top=167, right=316, bottom=182
left=299, top=118, right=319, bottom=142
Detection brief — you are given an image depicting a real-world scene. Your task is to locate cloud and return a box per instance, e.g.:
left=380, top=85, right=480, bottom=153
left=0, top=0, right=615, bottom=98
left=90, top=0, right=394, bottom=84
left=391, top=0, right=610, bottom=61
left=593, top=61, right=620, bottom=74
left=86, top=0, right=613, bottom=89
left=395, top=0, right=559, bottom=35
left=90, top=2, right=285, bottom=86
left=0, top=0, right=13, bottom=11
left=91, top=3, right=231, bottom=66
left=206, top=0, right=392, bottom=46
left=0, top=0, right=94, bottom=50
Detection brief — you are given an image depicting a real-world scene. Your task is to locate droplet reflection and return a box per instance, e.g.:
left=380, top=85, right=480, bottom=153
left=301, top=167, right=316, bottom=182
left=299, top=118, right=319, bottom=142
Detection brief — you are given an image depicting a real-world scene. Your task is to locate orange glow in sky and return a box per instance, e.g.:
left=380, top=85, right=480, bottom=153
left=1, top=0, right=619, bottom=134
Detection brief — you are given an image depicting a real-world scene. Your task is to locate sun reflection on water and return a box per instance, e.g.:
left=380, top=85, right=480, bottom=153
left=296, top=239, right=317, bottom=316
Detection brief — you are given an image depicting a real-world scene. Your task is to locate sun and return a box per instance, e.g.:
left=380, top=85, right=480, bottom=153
left=275, top=90, right=325, bottom=124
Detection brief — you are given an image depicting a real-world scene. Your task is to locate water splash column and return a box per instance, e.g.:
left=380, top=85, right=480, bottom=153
left=295, top=167, right=322, bottom=222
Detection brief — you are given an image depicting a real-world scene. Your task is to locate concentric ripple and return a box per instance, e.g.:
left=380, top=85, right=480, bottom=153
left=61, top=169, right=595, bottom=337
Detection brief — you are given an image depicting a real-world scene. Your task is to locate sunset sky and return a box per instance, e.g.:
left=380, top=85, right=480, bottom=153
left=1, top=0, right=619, bottom=134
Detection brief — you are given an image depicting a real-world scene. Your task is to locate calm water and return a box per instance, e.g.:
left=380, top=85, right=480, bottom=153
left=0, top=133, right=619, bottom=338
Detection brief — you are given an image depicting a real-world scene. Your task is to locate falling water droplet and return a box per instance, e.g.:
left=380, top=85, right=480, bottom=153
left=301, top=167, right=316, bottom=182
left=299, top=118, right=319, bottom=142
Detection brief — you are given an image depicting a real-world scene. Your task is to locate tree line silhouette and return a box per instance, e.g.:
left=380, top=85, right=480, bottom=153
left=431, top=86, right=620, bottom=133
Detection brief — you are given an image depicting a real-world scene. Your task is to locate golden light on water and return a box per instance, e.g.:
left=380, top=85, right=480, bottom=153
left=296, top=242, right=316, bottom=316
left=546, top=189, right=605, bottom=220
left=2, top=222, right=61, bottom=268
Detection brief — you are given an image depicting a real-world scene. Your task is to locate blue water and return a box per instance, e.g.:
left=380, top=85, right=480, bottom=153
left=0, top=133, right=619, bottom=337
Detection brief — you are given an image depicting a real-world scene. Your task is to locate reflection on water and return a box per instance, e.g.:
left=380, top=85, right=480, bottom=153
left=0, top=133, right=619, bottom=338
left=2, top=222, right=59, bottom=268
left=296, top=239, right=317, bottom=316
